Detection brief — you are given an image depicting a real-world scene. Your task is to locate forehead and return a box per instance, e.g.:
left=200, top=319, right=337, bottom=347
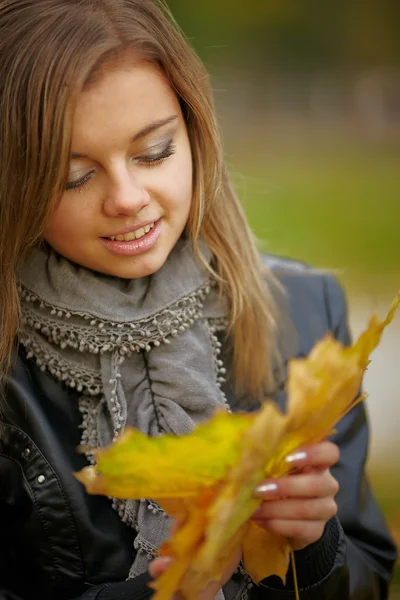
left=72, top=58, right=179, bottom=140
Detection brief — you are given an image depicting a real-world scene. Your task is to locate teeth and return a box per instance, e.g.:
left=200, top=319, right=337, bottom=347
left=109, top=222, right=155, bottom=242
left=135, top=227, right=146, bottom=239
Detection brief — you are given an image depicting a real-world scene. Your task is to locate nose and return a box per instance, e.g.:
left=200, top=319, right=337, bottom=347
left=102, top=170, right=151, bottom=218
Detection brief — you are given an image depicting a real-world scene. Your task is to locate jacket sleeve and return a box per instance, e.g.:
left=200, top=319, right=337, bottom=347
left=0, top=455, right=154, bottom=600
left=0, top=574, right=154, bottom=600
left=254, top=274, right=397, bottom=599
left=0, top=575, right=153, bottom=600
left=70, top=575, right=154, bottom=600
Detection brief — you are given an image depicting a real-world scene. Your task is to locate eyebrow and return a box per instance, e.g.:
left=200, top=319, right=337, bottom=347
left=71, top=114, right=179, bottom=159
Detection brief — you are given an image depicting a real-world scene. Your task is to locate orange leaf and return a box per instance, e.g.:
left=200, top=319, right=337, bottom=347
left=243, top=522, right=290, bottom=584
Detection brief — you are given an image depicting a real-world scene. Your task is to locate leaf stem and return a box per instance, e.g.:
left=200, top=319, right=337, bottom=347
left=290, top=549, right=300, bottom=600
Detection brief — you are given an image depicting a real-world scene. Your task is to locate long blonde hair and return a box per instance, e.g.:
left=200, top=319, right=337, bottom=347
left=0, top=0, right=279, bottom=400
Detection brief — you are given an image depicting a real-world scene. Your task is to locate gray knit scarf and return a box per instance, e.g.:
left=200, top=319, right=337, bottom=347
left=17, top=239, right=254, bottom=600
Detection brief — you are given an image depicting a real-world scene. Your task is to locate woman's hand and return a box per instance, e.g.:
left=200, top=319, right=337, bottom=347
left=252, top=441, right=340, bottom=550
left=149, top=442, right=339, bottom=595
left=149, top=549, right=242, bottom=600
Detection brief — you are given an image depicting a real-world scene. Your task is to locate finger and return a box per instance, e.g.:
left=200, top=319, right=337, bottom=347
left=285, top=441, right=340, bottom=470
left=254, top=470, right=339, bottom=499
left=148, top=556, right=173, bottom=579
left=260, top=518, right=327, bottom=546
left=253, top=496, right=338, bottom=522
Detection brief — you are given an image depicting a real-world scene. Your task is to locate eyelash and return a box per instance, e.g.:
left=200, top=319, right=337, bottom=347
left=65, top=141, right=177, bottom=192
left=65, top=171, right=94, bottom=192
left=139, top=142, right=176, bottom=168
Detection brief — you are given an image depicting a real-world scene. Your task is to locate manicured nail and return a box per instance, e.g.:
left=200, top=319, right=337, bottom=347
left=254, top=482, right=278, bottom=496
left=285, top=451, right=308, bottom=463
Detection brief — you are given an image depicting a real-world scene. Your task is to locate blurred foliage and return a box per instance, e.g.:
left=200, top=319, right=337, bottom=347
left=167, top=0, right=400, bottom=71
left=227, top=138, right=400, bottom=297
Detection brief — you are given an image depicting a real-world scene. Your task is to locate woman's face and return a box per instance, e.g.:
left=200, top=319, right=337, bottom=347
left=44, top=59, right=193, bottom=279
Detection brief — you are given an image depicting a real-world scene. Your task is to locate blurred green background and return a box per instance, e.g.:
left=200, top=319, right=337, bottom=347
left=168, top=0, right=400, bottom=594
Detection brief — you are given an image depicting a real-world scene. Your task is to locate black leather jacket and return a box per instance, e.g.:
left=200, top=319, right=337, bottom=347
left=0, top=257, right=397, bottom=600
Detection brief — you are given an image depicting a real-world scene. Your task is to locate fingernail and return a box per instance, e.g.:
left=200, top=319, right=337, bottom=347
left=285, top=451, right=308, bottom=463
left=254, top=482, right=278, bottom=496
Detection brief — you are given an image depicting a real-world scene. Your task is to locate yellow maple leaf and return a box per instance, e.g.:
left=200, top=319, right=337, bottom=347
left=76, top=292, right=399, bottom=599
left=151, top=488, right=219, bottom=600
left=185, top=403, right=286, bottom=586
left=353, top=292, right=400, bottom=369
left=243, top=522, right=290, bottom=584
left=265, top=292, right=400, bottom=478
left=76, top=411, right=253, bottom=498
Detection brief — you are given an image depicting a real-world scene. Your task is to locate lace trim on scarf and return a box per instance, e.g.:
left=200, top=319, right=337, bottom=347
left=22, top=332, right=102, bottom=395
left=208, top=318, right=229, bottom=392
left=19, top=282, right=212, bottom=353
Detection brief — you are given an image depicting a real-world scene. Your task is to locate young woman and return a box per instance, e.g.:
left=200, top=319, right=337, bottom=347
left=0, top=1, right=396, bottom=599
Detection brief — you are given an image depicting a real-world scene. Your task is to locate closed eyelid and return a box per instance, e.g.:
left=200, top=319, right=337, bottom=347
left=67, top=164, right=94, bottom=180
left=69, top=154, right=93, bottom=169
left=69, top=164, right=90, bottom=173
left=139, top=136, right=174, bottom=154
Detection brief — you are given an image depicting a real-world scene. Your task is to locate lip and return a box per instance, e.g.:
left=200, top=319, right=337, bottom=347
left=102, top=219, right=159, bottom=239
left=100, top=218, right=162, bottom=257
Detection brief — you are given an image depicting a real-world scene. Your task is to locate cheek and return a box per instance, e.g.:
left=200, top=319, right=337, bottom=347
left=44, top=199, right=87, bottom=242
left=44, top=211, right=66, bottom=243
left=167, top=147, right=193, bottom=211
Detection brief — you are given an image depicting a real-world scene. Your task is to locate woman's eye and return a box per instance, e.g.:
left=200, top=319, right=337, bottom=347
left=136, top=140, right=176, bottom=167
left=65, top=170, right=94, bottom=192
left=65, top=141, right=176, bottom=191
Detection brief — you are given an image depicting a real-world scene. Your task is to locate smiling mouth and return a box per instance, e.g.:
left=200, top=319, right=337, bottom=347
left=105, top=222, right=155, bottom=242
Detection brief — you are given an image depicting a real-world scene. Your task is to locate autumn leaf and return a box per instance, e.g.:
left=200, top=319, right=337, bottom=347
left=151, top=488, right=219, bottom=600
left=76, top=411, right=253, bottom=498
left=76, top=292, right=399, bottom=599
left=185, top=403, right=287, bottom=586
left=243, top=522, right=291, bottom=584
left=352, top=292, right=400, bottom=369
left=264, top=292, right=400, bottom=479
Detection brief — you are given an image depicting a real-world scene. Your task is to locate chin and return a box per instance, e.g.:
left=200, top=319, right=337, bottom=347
left=102, top=251, right=170, bottom=280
